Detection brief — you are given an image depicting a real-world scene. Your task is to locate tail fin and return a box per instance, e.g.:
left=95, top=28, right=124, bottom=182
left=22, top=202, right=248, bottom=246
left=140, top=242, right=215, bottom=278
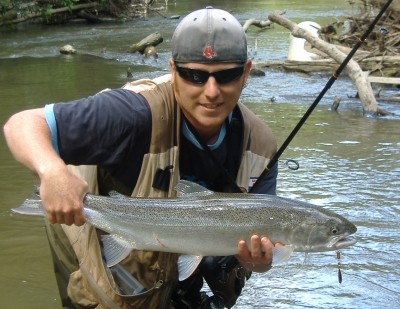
left=12, top=191, right=44, bottom=217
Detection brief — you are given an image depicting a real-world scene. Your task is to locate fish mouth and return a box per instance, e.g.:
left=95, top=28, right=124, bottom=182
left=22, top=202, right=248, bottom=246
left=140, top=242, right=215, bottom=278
left=332, top=234, right=357, bottom=249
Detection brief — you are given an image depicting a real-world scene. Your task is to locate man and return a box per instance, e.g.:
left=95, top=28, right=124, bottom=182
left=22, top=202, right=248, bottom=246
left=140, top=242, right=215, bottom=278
left=4, top=7, right=279, bottom=309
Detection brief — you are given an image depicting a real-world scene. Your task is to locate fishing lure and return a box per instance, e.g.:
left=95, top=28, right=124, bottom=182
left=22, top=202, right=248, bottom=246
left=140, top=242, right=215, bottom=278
left=336, top=250, right=343, bottom=284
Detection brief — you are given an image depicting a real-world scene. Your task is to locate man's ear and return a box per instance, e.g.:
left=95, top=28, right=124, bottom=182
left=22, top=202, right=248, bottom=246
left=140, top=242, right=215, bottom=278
left=244, top=59, right=252, bottom=80
left=169, top=58, right=176, bottom=84
left=241, top=59, right=252, bottom=89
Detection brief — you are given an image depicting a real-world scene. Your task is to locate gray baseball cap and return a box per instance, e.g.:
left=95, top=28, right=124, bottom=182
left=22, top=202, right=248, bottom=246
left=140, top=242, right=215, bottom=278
left=172, top=7, right=247, bottom=63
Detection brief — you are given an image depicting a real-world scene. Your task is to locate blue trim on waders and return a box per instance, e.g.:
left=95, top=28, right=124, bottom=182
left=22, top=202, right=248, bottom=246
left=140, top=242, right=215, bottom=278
left=44, top=103, right=60, bottom=154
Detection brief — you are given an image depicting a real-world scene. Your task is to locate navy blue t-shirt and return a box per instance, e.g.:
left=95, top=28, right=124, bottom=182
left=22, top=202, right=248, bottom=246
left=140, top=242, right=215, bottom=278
left=47, top=88, right=277, bottom=194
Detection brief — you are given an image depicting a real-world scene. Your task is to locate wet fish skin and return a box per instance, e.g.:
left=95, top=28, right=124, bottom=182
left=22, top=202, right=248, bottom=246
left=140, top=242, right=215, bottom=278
left=13, top=180, right=357, bottom=255
left=12, top=180, right=357, bottom=280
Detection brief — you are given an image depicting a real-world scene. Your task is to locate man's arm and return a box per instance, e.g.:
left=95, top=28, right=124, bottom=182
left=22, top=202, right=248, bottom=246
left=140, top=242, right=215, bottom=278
left=3, top=108, right=87, bottom=226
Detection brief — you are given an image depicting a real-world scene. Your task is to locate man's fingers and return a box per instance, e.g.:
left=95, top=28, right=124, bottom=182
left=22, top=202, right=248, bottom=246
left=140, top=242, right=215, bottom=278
left=261, top=237, right=274, bottom=258
left=251, top=235, right=262, bottom=258
left=47, top=212, right=57, bottom=224
left=63, top=213, right=75, bottom=226
left=237, top=240, right=248, bottom=256
left=74, top=212, right=86, bottom=226
left=45, top=203, right=85, bottom=226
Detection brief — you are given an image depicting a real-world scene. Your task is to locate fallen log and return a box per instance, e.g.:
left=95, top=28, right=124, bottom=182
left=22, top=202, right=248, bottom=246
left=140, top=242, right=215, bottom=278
left=0, top=2, right=99, bottom=27
left=243, top=10, right=286, bottom=32
left=365, top=74, right=400, bottom=85
left=76, top=10, right=102, bottom=23
left=128, top=31, right=163, bottom=53
left=243, top=18, right=273, bottom=32
left=268, top=13, right=383, bottom=116
left=253, top=59, right=338, bottom=73
left=376, top=96, right=400, bottom=103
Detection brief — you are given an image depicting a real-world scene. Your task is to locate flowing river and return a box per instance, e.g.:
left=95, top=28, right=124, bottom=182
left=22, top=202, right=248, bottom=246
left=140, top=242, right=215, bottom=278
left=1, top=0, right=399, bottom=308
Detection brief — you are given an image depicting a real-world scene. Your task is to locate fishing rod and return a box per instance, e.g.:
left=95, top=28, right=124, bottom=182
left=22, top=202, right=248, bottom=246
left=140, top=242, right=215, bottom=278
left=250, top=0, right=394, bottom=193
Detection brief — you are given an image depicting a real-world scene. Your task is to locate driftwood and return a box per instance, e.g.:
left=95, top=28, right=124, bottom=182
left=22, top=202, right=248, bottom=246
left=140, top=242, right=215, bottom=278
left=321, top=0, right=400, bottom=74
left=253, top=59, right=338, bottom=73
left=366, top=73, right=400, bottom=85
left=243, top=10, right=286, bottom=32
left=128, top=31, right=163, bottom=54
left=376, top=95, right=400, bottom=102
left=254, top=55, right=400, bottom=74
left=243, top=19, right=273, bottom=32
left=76, top=10, right=102, bottom=23
left=268, top=13, right=383, bottom=116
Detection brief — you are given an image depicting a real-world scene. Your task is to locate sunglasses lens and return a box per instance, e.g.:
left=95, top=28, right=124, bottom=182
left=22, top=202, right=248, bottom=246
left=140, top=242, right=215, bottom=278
left=189, top=70, right=208, bottom=84
left=176, top=67, right=208, bottom=84
left=175, top=65, right=244, bottom=84
left=214, top=66, right=244, bottom=84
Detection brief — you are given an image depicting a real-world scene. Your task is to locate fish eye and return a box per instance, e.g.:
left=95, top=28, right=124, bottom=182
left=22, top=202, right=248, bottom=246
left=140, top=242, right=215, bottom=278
left=331, top=227, right=339, bottom=235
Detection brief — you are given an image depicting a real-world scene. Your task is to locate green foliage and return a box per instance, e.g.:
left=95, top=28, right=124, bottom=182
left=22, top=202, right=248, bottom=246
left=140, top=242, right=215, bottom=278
left=0, top=1, right=11, bottom=13
left=1, top=0, right=139, bottom=26
left=60, top=0, right=79, bottom=11
left=41, top=4, right=53, bottom=23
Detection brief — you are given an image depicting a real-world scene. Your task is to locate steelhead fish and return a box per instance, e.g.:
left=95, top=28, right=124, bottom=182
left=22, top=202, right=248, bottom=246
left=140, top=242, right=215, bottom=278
left=12, top=180, right=357, bottom=280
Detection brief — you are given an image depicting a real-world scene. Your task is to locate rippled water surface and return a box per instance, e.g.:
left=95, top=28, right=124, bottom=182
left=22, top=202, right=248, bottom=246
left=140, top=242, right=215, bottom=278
left=1, top=0, right=399, bottom=308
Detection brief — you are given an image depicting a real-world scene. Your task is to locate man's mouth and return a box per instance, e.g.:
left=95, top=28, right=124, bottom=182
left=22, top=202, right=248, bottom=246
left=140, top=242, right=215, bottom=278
left=199, top=103, right=222, bottom=110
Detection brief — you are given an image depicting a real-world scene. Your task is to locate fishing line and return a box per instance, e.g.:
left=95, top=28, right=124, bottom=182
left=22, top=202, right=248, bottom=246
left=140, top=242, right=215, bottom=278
left=250, top=0, right=394, bottom=192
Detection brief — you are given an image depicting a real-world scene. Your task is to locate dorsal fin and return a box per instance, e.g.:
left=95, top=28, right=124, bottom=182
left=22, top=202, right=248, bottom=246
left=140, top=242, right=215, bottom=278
left=108, top=190, right=127, bottom=199
left=174, top=180, right=213, bottom=196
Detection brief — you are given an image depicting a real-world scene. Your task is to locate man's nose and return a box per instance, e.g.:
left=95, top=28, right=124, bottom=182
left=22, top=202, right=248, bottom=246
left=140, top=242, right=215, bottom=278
left=203, top=76, right=220, bottom=98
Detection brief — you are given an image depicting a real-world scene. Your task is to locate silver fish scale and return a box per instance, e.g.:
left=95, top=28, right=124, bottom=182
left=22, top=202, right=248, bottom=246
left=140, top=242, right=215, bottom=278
left=85, top=193, right=338, bottom=228
left=15, top=184, right=356, bottom=254
left=81, top=190, right=356, bottom=254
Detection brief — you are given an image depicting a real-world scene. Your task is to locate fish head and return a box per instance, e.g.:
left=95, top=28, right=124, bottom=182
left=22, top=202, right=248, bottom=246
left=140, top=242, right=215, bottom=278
left=292, top=214, right=357, bottom=252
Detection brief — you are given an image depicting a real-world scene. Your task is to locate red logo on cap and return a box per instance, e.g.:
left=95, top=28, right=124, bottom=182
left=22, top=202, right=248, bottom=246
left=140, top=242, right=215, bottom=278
left=203, top=45, right=217, bottom=59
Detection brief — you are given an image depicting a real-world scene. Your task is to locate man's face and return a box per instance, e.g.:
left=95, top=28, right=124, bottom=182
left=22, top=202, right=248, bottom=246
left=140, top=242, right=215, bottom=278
left=170, top=59, right=252, bottom=140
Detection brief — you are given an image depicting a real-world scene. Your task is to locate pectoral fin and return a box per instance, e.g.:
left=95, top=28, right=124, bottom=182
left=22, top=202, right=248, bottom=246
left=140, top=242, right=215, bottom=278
left=177, top=255, right=203, bottom=281
left=101, top=235, right=133, bottom=267
left=271, top=245, right=294, bottom=265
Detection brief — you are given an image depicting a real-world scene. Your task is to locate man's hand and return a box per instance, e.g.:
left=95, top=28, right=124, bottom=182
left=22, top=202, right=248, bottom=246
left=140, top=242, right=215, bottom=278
left=236, top=235, right=283, bottom=272
left=40, top=166, right=88, bottom=226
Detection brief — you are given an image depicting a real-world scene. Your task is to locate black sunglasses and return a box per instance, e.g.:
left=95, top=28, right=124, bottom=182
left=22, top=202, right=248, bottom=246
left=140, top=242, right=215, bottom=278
left=174, top=64, right=245, bottom=84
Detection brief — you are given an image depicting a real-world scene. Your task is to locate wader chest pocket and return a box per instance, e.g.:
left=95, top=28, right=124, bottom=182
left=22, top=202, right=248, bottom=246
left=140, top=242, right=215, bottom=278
left=110, top=264, right=147, bottom=295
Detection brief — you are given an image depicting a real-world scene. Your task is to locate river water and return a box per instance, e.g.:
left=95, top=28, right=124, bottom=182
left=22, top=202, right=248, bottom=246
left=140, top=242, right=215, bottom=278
left=1, top=0, right=399, bottom=308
